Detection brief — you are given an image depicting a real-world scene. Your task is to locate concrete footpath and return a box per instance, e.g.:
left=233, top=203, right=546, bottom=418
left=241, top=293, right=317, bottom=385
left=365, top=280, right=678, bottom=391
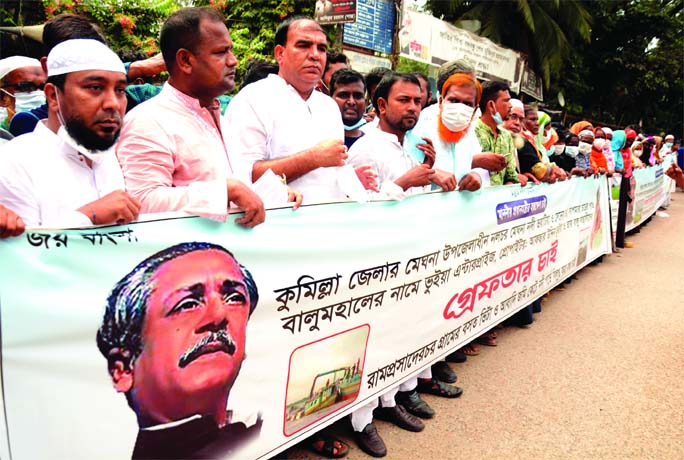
left=284, top=194, right=684, bottom=460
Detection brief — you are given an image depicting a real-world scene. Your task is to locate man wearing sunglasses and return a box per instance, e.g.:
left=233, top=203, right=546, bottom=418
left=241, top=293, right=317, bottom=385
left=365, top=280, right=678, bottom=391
left=0, top=56, right=46, bottom=133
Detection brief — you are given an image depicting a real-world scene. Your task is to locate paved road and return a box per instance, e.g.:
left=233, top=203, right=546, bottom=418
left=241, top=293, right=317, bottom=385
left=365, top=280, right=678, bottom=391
left=284, top=194, right=684, bottom=460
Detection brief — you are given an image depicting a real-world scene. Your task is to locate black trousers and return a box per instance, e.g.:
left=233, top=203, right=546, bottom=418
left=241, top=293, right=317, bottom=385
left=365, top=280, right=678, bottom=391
left=615, top=174, right=631, bottom=248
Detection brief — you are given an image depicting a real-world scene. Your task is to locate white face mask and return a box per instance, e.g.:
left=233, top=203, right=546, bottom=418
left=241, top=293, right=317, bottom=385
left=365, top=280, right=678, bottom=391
left=57, top=125, right=115, bottom=164
left=565, top=146, right=579, bottom=158
left=13, top=90, right=46, bottom=112
left=593, top=138, right=605, bottom=150
left=553, top=145, right=565, bottom=155
left=578, top=141, right=592, bottom=155
left=441, top=102, right=474, bottom=132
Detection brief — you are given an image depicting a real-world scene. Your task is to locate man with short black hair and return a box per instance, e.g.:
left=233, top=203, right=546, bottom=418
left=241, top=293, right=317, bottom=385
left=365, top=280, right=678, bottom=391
left=347, top=73, right=461, bottom=457
left=240, top=60, right=278, bottom=91
left=117, top=7, right=285, bottom=227
left=410, top=71, right=432, bottom=108
left=330, top=68, right=367, bottom=148
left=319, top=50, right=348, bottom=95
left=475, top=80, right=523, bottom=186
left=225, top=16, right=374, bottom=204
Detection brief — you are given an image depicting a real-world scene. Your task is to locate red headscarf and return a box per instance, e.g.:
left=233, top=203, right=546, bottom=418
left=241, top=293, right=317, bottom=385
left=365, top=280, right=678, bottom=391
left=570, top=120, right=593, bottom=135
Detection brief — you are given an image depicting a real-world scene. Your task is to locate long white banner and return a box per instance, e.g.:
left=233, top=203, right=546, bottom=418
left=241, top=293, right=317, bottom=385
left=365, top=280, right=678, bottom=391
left=0, top=177, right=612, bottom=460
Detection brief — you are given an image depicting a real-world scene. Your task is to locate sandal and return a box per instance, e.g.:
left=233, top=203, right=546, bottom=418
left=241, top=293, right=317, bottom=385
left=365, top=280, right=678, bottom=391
left=461, top=344, right=480, bottom=356
left=416, top=378, right=463, bottom=398
left=307, top=432, right=349, bottom=458
left=475, top=333, right=497, bottom=347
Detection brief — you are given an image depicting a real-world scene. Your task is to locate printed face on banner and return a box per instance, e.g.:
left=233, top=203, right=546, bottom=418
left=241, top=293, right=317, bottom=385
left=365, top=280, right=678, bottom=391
left=130, top=249, right=250, bottom=419
left=97, top=245, right=257, bottom=429
left=94, top=243, right=262, bottom=458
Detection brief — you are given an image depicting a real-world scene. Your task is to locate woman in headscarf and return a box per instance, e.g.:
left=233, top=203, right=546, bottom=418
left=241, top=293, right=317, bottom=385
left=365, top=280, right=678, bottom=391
left=640, top=137, right=656, bottom=165
left=609, top=128, right=624, bottom=172
left=591, top=127, right=609, bottom=174
left=599, top=127, right=615, bottom=172
left=615, top=129, right=635, bottom=248
left=569, top=120, right=593, bottom=135
left=653, top=136, right=663, bottom=163
left=537, top=111, right=557, bottom=154
left=631, top=141, right=645, bottom=168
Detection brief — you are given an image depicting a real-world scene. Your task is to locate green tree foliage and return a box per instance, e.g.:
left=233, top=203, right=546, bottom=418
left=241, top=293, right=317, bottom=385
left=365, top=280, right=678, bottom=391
left=2, top=0, right=324, bottom=93
left=562, top=0, right=683, bottom=135
left=42, top=0, right=180, bottom=55
left=425, top=0, right=592, bottom=88
left=396, top=56, right=430, bottom=74
left=193, top=0, right=314, bottom=86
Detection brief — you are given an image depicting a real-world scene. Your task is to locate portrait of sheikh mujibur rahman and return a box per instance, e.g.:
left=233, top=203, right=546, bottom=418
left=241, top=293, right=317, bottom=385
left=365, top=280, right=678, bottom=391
left=96, top=242, right=262, bottom=460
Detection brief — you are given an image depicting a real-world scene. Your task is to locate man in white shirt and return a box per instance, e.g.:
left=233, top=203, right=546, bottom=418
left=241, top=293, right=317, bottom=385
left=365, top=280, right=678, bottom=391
left=224, top=17, right=373, bottom=203
left=347, top=72, right=461, bottom=458
left=0, top=39, right=140, bottom=228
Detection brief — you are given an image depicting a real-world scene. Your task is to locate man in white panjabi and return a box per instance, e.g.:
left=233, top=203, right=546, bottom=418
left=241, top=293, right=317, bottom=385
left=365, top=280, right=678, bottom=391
left=0, top=39, right=140, bottom=228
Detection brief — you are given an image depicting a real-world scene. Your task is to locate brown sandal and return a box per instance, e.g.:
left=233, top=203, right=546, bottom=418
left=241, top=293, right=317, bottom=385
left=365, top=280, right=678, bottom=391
left=460, top=344, right=480, bottom=355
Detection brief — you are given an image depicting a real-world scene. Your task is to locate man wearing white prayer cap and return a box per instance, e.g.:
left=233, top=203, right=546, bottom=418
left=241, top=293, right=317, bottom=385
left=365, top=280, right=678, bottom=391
left=0, top=55, right=45, bottom=130
left=0, top=39, right=140, bottom=228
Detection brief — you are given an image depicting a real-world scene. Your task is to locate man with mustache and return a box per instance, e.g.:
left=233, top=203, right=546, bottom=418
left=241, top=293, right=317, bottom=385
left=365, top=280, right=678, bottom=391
left=97, top=242, right=261, bottom=459
left=116, top=7, right=292, bottom=227
left=0, top=38, right=140, bottom=227
left=224, top=17, right=376, bottom=204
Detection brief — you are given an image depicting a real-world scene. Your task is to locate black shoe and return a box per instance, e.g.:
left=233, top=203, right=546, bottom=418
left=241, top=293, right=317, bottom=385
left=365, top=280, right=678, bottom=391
left=374, top=404, right=425, bottom=432
left=445, top=350, right=467, bottom=363
left=354, top=423, right=387, bottom=457
left=396, top=390, right=435, bottom=419
left=431, top=361, right=457, bottom=383
left=532, top=298, right=542, bottom=313
left=416, top=378, right=464, bottom=398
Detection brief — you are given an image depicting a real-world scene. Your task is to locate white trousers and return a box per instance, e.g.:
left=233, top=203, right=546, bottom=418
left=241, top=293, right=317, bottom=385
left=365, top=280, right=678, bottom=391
left=349, top=368, right=430, bottom=432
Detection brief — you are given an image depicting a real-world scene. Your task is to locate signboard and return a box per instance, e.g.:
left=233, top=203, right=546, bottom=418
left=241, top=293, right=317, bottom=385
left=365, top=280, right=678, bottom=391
left=520, top=64, right=544, bottom=101
left=343, top=0, right=394, bottom=54
left=399, top=10, right=523, bottom=93
left=344, top=49, right=391, bottom=74
left=314, top=0, right=357, bottom=25
left=0, top=178, right=613, bottom=460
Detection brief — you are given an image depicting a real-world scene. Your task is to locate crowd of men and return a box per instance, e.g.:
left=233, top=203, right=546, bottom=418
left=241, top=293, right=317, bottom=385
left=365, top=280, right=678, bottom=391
left=0, top=8, right=682, bottom=458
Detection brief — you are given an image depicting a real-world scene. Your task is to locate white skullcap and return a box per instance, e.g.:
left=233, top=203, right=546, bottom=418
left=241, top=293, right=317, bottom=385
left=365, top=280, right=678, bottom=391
left=602, top=127, right=612, bottom=135
left=0, top=56, right=42, bottom=82
left=47, top=39, right=125, bottom=77
left=510, top=98, right=524, bottom=115
left=579, top=129, right=594, bottom=138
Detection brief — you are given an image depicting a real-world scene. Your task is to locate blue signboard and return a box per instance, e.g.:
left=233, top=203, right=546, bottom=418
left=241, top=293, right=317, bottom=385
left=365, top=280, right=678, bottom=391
left=343, top=0, right=394, bottom=54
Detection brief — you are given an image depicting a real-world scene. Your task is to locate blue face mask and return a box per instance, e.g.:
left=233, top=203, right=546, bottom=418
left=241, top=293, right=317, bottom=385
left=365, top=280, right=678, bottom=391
left=11, top=90, right=46, bottom=113
left=344, top=118, right=367, bottom=131
left=492, top=111, right=504, bottom=125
